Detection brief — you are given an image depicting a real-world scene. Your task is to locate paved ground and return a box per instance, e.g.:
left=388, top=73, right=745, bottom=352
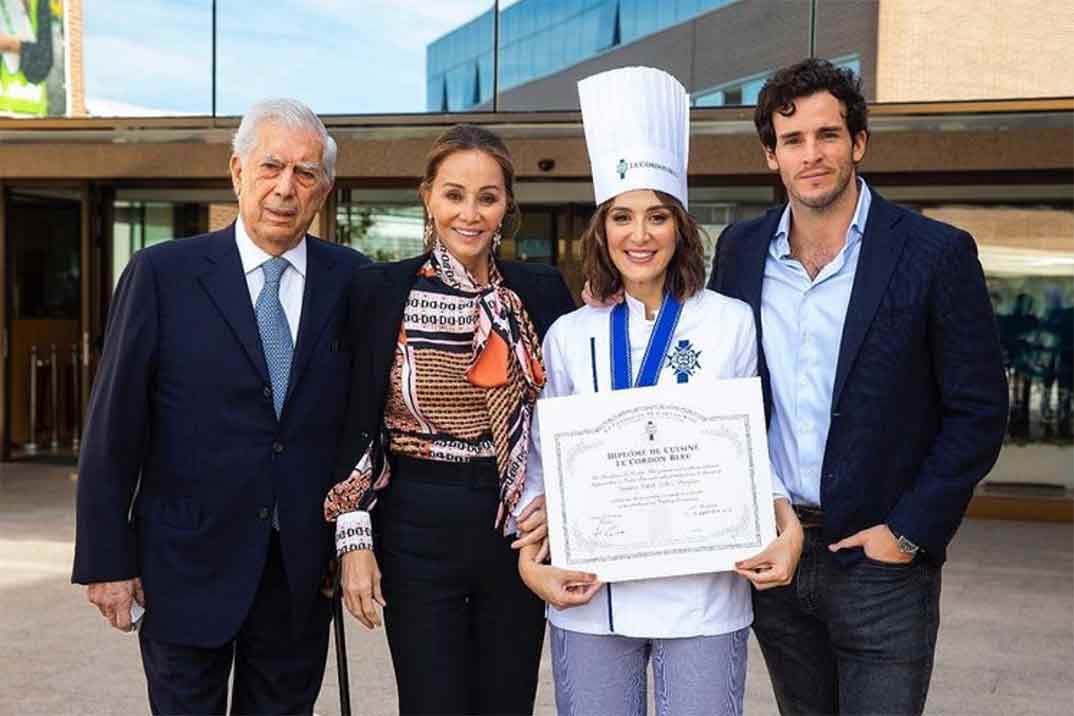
left=1, top=461, right=1071, bottom=715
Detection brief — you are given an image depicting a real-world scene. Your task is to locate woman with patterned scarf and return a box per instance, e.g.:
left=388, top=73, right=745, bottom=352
left=324, top=124, right=576, bottom=715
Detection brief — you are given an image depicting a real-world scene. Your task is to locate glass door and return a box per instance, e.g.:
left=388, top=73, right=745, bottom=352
left=3, top=186, right=83, bottom=460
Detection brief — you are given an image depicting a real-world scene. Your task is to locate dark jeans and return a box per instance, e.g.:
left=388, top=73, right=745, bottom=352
left=138, top=532, right=331, bottom=715
left=375, top=456, right=547, bottom=716
left=752, top=527, right=942, bottom=716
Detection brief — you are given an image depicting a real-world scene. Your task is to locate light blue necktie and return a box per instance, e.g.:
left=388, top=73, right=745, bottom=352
left=255, top=257, right=294, bottom=419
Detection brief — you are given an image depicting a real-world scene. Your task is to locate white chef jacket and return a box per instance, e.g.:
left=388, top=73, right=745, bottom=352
left=516, top=288, right=787, bottom=638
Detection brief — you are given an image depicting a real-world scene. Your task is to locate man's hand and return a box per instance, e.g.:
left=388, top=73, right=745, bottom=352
left=829, top=524, right=914, bottom=564
left=519, top=560, right=602, bottom=611
left=86, top=578, right=144, bottom=632
left=511, top=496, right=547, bottom=550
left=340, top=549, right=386, bottom=629
left=735, top=521, right=804, bottom=590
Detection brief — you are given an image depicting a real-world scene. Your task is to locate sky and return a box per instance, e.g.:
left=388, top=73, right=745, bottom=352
left=83, top=0, right=495, bottom=116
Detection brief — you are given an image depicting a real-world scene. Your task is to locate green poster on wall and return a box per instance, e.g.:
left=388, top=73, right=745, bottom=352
left=0, top=0, right=66, bottom=117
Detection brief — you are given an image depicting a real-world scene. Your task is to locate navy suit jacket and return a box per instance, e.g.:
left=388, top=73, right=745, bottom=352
left=72, top=224, right=370, bottom=647
left=332, top=255, right=577, bottom=492
left=709, top=190, right=1008, bottom=565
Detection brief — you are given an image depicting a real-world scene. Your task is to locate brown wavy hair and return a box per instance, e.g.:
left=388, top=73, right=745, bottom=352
left=582, top=191, right=706, bottom=303
left=418, top=124, right=521, bottom=250
left=754, top=58, right=869, bottom=152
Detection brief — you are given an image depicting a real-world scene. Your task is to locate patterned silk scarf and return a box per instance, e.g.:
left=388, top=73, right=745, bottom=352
left=426, top=240, right=546, bottom=527
left=324, top=242, right=546, bottom=529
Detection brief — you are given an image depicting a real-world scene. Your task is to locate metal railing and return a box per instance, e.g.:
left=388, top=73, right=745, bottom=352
left=24, top=343, right=81, bottom=454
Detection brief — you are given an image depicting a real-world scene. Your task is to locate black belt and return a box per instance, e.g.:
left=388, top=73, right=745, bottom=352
left=793, top=504, right=825, bottom=529
left=391, top=454, right=499, bottom=489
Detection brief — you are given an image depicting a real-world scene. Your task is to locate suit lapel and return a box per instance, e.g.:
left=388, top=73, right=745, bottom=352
left=283, top=238, right=343, bottom=412
left=197, top=225, right=269, bottom=383
left=742, top=210, right=782, bottom=318
left=369, top=255, right=428, bottom=403
left=831, top=193, right=908, bottom=408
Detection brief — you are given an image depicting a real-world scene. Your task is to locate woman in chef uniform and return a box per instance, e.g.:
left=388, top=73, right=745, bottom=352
left=513, top=66, right=804, bottom=716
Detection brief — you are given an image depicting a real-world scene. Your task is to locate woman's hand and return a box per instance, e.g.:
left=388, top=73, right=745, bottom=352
left=734, top=499, right=803, bottom=591
left=340, top=549, right=386, bottom=629
left=519, top=559, right=602, bottom=611
left=511, top=496, right=548, bottom=550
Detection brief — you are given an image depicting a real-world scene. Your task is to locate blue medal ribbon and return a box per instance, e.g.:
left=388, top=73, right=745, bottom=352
left=610, top=292, right=683, bottom=391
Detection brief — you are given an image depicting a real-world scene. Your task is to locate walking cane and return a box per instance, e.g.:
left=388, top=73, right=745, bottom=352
left=333, top=568, right=353, bottom=716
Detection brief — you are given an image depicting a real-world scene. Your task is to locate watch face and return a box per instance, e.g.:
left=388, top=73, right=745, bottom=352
left=896, top=535, right=919, bottom=555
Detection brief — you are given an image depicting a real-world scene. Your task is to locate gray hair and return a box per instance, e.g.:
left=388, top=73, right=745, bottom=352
left=231, top=98, right=338, bottom=181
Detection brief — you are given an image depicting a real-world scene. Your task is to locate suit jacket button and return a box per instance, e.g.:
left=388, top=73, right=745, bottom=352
left=263, top=385, right=272, bottom=400
left=272, top=442, right=284, bottom=454
left=258, top=507, right=270, bottom=520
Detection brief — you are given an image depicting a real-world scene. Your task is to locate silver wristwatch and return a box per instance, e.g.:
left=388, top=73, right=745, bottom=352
left=894, top=534, right=920, bottom=556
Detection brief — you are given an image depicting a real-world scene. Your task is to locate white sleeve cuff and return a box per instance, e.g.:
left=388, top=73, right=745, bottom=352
left=335, top=510, right=373, bottom=557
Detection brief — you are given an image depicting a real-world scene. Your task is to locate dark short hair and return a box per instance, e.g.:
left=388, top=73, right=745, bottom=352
left=754, top=58, right=868, bottom=151
left=418, top=124, right=521, bottom=248
left=582, top=191, right=706, bottom=304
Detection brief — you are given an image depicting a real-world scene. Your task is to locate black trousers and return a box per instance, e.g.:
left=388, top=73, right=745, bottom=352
left=376, top=456, right=547, bottom=716
left=752, top=526, right=942, bottom=716
left=138, top=532, right=332, bottom=715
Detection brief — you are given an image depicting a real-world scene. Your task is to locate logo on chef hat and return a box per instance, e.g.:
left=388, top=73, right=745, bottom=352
left=614, top=157, right=678, bottom=182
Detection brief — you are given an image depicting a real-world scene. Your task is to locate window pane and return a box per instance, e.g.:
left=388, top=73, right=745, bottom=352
left=924, top=205, right=1074, bottom=446
left=82, top=0, right=211, bottom=117
left=336, top=202, right=424, bottom=263
left=496, top=0, right=812, bottom=110
left=0, top=0, right=74, bottom=116
left=217, top=1, right=492, bottom=116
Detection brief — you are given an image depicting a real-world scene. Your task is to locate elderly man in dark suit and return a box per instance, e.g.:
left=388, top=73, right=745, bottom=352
left=712, top=59, right=1008, bottom=715
left=72, top=98, right=369, bottom=715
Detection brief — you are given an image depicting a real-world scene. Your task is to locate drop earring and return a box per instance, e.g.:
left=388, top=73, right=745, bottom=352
left=424, top=216, right=435, bottom=247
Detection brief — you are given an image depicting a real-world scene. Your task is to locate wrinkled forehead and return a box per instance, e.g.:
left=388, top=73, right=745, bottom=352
left=248, top=121, right=325, bottom=164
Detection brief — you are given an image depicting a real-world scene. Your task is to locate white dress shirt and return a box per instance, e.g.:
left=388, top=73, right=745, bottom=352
left=517, top=289, right=785, bottom=638
left=234, top=215, right=306, bottom=343
left=762, top=179, right=871, bottom=507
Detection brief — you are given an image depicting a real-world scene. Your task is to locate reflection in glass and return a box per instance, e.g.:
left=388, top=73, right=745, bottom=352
left=336, top=200, right=424, bottom=263
left=426, top=8, right=495, bottom=112
left=112, top=201, right=206, bottom=287
left=0, top=0, right=70, bottom=117
left=83, top=0, right=211, bottom=116
left=216, top=1, right=491, bottom=115
left=923, top=205, right=1074, bottom=444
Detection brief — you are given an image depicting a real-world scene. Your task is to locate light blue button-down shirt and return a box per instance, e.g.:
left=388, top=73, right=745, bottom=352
left=762, top=179, right=872, bottom=507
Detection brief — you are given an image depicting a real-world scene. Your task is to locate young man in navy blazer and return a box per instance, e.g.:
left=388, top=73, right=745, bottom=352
left=72, top=98, right=369, bottom=714
left=711, top=59, right=1008, bottom=715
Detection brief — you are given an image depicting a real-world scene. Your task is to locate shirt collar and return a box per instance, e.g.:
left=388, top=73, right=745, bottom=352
left=234, top=214, right=307, bottom=278
left=771, top=177, right=872, bottom=258
left=623, top=290, right=656, bottom=325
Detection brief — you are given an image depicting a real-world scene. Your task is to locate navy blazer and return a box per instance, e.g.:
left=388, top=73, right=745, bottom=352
left=332, top=255, right=577, bottom=492
left=72, top=225, right=370, bottom=647
left=709, top=190, right=1008, bottom=565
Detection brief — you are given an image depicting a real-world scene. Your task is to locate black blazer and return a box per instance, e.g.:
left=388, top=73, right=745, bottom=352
left=72, top=225, right=370, bottom=647
left=709, top=190, right=1008, bottom=565
left=332, top=255, right=577, bottom=494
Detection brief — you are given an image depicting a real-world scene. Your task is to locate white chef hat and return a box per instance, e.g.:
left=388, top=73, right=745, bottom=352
left=578, top=66, right=690, bottom=209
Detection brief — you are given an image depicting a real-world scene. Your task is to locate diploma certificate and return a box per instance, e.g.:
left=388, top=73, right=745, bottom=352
left=538, top=377, right=776, bottom=582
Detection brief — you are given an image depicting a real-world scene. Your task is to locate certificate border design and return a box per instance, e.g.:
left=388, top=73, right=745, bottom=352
left=552, top=404, right=764, bottom=566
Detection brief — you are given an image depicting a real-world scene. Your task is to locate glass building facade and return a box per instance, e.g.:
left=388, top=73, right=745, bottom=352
left=428, top=0, right=746, bottom=111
